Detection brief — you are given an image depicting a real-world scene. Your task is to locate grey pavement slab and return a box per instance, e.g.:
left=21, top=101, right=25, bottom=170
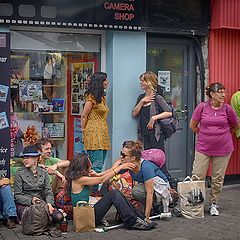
left=0, top=184, right=239, bottom=240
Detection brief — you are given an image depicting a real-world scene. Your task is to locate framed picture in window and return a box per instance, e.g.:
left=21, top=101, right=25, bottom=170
left=44, top=122, right=65, bottom=138
left=52, top=98, right=65, bottom=112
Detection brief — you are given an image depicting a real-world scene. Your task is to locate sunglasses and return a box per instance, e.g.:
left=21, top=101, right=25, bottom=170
left=120, top=151, right=131, bottom=158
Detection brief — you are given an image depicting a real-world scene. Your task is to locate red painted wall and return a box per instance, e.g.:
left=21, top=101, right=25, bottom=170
left=209, top=12, right=240, bottom=174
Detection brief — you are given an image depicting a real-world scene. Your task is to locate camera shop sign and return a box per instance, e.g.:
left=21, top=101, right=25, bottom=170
left=103, top=1, right=135, bottom=21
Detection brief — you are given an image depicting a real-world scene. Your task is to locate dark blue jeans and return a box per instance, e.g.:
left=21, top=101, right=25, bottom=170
left=94, top=189, right=137, bottom=226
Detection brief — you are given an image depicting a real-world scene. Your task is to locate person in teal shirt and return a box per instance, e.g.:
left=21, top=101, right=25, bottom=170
left=66, top=152, right=157, bottom=230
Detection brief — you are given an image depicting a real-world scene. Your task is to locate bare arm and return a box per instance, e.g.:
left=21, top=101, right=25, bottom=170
left=90, top=159, right=122, bottom=177
left=189, top=119, right=200, bottom=134
left=81, top=101, right=93, bottom=129
left=48, top=160, right=70, bottom=172
left=132, top=95, right=155, bottom=117
left=77, top=163, right=135, bottom=186
left=147, top=111, right=173, bottom=130
left=144, top=179, right=154, bottom=222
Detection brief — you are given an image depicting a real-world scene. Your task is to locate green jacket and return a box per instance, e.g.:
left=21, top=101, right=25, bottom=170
left=14, top=166, right=54, bottom=206
left=231, top=90, right=240, bottom=138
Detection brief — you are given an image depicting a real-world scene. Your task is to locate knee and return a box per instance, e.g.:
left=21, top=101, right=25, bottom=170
left=132, top=187, right=141, bottom=200
left=52, top=209, right=64, bottom=223
left=0, top=185, right=12, bottom=195
left=110, top=189, right=121, bottom=197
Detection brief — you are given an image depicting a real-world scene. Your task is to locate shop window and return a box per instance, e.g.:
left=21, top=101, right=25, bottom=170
left=18, top=4, right=36, bottom=18
left=0, top=3, right=13, bottom=16
left=41, top=6, right=57, bottom=19
left=10, top=30, right=101, bottom=183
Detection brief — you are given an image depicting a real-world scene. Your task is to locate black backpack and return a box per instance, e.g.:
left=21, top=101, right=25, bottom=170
left=155, top=96, right=178, bottom=139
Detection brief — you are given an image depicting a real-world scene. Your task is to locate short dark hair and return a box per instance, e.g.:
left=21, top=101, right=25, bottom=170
left=35, top=138, right=52, bottom=151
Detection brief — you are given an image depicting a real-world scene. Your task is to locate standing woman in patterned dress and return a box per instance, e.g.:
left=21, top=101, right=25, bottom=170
left=81, top=72, right=110, bottom=194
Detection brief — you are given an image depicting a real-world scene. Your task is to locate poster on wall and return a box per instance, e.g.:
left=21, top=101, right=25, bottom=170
left=0, top=112, right=9, bottom=130
left=44, top=122, right=65, bottom=138
left=158, top=71, right=171, bottom=92
left=19, top=80, right=43, bottom=101
left=0, top=84, right=9, bottom=102
left=71, top=62, right=94, bottom=115
left=74, top=118, right=84, bottom=154
left=52, top=98, right=65, bottom=112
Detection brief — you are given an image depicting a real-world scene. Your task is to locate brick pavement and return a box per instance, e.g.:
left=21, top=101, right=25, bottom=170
left=0, top=184, right=239, bottom=240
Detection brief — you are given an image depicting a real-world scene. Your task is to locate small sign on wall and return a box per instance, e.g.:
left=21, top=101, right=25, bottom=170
left=158, top=71, right=171, bottom=92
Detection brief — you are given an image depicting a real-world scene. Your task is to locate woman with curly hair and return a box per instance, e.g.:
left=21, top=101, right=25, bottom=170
left=189, top=82, right=239, bottom=216
left=66, top=153, right=156, bottom=230
left=81, top=72, right=110, bottom=194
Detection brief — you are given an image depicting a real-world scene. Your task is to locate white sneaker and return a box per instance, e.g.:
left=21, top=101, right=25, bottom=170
left=209, top=203, right=219, bottom=216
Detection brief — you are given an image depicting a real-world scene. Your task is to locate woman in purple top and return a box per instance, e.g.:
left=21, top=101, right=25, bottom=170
left=189, top=82, right=239, bottom=216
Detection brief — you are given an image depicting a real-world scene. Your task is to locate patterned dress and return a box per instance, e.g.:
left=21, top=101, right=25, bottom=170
left=83, top=94, right=110, bottom=150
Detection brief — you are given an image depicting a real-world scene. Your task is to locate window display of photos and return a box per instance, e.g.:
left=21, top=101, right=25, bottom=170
left=71, top=62, right=94, bottom=115
left=10, top=30, right=101, bottom=162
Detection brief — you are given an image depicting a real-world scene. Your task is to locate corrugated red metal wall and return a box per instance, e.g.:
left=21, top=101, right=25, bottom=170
left=211, top=0, right=240, bottom=30
left=209, top=29, right=240, bottom=175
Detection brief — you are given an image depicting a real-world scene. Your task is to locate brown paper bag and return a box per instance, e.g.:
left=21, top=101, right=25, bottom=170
left=178, top=176, right=205, bottom=219
left=73, top=201, right=95, bottom=232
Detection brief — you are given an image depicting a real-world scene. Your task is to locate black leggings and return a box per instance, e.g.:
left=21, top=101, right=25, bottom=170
left=94, top=189, right=138, bottom=226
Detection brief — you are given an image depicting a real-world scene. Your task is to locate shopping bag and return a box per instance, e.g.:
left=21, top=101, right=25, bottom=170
left=73, top=201, right=95, bottom=232
left=178, top=176, right=205, bottom=219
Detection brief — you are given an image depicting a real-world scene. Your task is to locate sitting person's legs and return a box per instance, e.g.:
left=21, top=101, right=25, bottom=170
left=94, top=189, right=156, bottom=230
left=94, top=189, right=137, bottom=226
left=0, top=185, right=17, bottom=228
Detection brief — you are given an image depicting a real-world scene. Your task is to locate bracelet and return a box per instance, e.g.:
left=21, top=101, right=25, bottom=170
left=112, top=168, right=117, bottom=175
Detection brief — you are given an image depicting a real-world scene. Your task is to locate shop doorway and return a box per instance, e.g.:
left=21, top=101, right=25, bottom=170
left=147, top=37, right=195, bottom=179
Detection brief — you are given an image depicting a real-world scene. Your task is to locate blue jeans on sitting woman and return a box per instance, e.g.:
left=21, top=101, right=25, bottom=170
left=0, top=185, right=17, bottom=219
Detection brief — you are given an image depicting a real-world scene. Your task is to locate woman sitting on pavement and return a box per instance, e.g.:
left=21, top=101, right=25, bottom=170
left=118, top=140, right=170, bottom=223
left=14, top=144, right=63, bottom=222
left=66, top=152, right=157, bottom=230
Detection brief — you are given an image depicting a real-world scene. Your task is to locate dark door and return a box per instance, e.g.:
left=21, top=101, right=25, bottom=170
left=147, top=37, right=195, bottom=179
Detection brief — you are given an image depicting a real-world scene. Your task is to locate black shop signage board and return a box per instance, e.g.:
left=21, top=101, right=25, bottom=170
left=0, top=32, right=10, bottom=178
left=0, top=0, right=142, bottom=31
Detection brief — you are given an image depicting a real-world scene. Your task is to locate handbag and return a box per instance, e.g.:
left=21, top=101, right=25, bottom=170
left=73, top=201, right=95, bottom=232
left=178, top=176, right=205, bottom=219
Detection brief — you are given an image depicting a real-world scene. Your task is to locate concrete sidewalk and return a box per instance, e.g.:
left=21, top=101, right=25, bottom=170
left=0, top=184, right=239, bottom=240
